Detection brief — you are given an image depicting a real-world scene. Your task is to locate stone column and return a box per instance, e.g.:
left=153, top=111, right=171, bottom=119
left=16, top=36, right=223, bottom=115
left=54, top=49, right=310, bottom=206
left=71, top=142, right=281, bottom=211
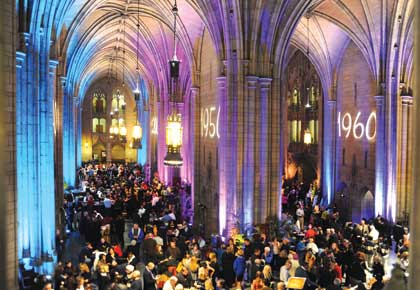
left=408, top=2, right=420, bottom=284
left=216, top=76, right=228, bottom=235
left=243, top=76, right=258, bottom=228
left=37, top=58, right=58, bottom=265
left=16, top=50, right=33, bottom=262
left=405, top=96, right=413, bottom=220
left=75, top=98, right=82, bottom=168
left=54, top=75, right=65, bottom=229
left=106, top=97, right=112, bottom=163
left=0, top=0, right=18, bottom=286
left=136, top=99, right=143, bottom=164
left=258, top=78, right=272, bottom=221
left=189, top=87, right=198, bottom=189
left=374, top=95, right=385, bottom=216
left=142, top=86, right=150, bottom=166
left=136, top=81, right=149, bottom=165
left=157, top=96, right=168, bottom=182
left=63, top=86, right=76, bottom=186
left=397, top=95, right=413, bottom=220
left=322, top=100, right=336, bottom=206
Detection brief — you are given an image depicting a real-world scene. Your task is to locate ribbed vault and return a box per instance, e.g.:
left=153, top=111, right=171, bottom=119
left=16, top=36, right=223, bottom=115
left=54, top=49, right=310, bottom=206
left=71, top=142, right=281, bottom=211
left=289, top=0, right=414, bottom=92
left=39, top=0, right=207, bottom=100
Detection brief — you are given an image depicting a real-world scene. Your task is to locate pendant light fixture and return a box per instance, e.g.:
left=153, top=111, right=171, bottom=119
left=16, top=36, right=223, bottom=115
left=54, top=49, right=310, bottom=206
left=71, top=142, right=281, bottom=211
left=132, top=0, right=143, bottom=149
left=164, top=0, right=183, bottom=167
left=119, top=16, right=127, bottom=143
left=303, top=13, right=312, bottom=145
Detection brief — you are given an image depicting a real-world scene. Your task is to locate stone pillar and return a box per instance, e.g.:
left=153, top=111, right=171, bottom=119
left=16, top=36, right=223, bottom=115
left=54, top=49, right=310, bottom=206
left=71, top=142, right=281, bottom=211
left=374, top=95, right=385, bottom=216
left=192, top=86, right=200, bottom=226
left=75, top=98, right=82, bottom=168
left=62, top=86, right=76, bottom=186
left=408, top=2, right=420, bottom=284
left=278, top=78, right=288, bottom=217
left=36, top=57, right=58, bottom=268
left=136, top=80, right=149, bottom=165
left=54, top=74, right=65, bottom=230
left=189, top=87, right=198, bottom=187
left=386, top=77, right=398, bottom=222
left=157, top=97, right=168, bottom=182
left=322, top=100, right=336, bottom=206
left=243, top=76, right=258, bottom=228
left=0, top=0, right=18, bottom=286
left=216, top=76, right=228, bottom=235
left=16, top=50, right=31, bottom=262
left=405, top=95, right=413, bottom=220
left=106, top=98, right=112, bottom=162
left=397, top=95, right=413, bottom=220
left=136, top=99, right=143, bottom=164
left=258, top=78, right=272, bottom=221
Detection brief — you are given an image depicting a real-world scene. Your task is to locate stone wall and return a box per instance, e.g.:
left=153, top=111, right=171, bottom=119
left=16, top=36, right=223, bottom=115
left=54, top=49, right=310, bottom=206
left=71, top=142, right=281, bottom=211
left=335, top=41, right=377, bottom=222
left=194, top=29, right=220, bottom=235
left=81, top=78, right=139, bottom=163
left=0, top=0, right=18, bottom=287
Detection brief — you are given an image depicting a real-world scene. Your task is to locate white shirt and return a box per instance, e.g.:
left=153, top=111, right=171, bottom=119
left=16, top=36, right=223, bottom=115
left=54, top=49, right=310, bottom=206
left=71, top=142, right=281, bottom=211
left=152, top=196, right=160, bottom=207
left=138, top=207, right=146, bottom=218
left=296, top=208, right=304, bottom=217
left=369, top=227, right=379, bottom=241
left=306, top=242, right=319, bottom=254
left=279, top=265, right=290, bottom=282
left=163, top=279, right=176, bottom=290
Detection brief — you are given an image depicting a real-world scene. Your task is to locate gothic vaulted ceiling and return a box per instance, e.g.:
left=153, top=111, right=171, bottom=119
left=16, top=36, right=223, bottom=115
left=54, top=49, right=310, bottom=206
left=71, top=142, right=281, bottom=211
left=21, top=0, right=414, bottom=99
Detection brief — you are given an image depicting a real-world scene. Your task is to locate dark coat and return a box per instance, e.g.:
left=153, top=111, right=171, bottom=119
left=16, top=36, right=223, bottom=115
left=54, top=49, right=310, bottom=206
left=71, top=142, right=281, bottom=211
left=143, top=269, right=157, bottom=290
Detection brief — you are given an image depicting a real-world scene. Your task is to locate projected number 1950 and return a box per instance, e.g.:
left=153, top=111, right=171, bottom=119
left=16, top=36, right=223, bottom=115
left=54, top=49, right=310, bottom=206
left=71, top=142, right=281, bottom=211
left=201, top=106, right=220, bottom=139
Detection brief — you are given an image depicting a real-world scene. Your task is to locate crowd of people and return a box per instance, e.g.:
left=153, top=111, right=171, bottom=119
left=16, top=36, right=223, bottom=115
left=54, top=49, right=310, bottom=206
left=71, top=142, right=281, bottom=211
left=34, top=165, right=410, bottom=290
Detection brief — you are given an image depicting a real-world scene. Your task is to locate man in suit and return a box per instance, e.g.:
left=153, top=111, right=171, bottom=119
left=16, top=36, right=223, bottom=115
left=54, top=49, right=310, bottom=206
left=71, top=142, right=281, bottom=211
left=143, top=262, right=158, bottom=290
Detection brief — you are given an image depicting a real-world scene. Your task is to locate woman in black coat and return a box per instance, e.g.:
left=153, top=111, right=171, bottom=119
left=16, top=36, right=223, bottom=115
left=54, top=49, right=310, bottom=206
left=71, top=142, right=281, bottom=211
left=221, top=246, right=236, bottom=288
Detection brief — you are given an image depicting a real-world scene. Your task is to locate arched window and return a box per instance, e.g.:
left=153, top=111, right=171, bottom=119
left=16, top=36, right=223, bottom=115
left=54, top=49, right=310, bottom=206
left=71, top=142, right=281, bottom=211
left=92, top=93, right=98, bottom=113
left=309, top=86, right=318, bottom=108
left=289, top=120, right=301, bottom=143
left=92, top=118, right=99, bottom=133
left=112, top=90, right=125, bottom=113
left=308, top=119, right=318, bottom=144
left=291, top=88, right=300, bottom=111
left=111, top=98, right=119, bottom=112
left=119, top=95, right=125, bottom=112
left=92, top=92, right=106, bottom=114
left=99, top=118, right=106, bottom=133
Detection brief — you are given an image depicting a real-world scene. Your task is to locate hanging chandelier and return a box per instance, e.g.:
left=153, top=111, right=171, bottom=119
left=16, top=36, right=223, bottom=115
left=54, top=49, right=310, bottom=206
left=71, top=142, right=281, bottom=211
left=164, top=0, right=183, bottom=167
left=303, top=13, right=312, bottom=145
left=131, top=0, right=143, bottom=149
